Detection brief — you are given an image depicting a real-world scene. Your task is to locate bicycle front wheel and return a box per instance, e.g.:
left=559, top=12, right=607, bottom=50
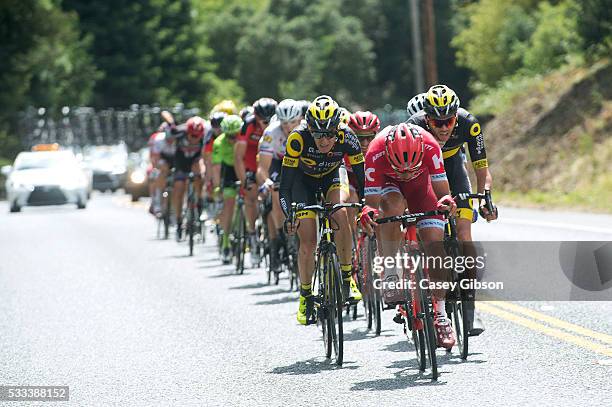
left=328, top=251, right=344, bottom=365
left=417, top=265, right=438, bottom=380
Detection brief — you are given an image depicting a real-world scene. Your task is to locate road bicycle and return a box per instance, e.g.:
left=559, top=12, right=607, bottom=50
left=290, top=201, right=362, bottom=366
left=376, top=210, right=443, bottom=380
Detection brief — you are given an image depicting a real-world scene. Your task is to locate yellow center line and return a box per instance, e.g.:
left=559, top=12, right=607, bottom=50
left=478, top=302, right=612, bottom=358
left=481, top=300, right=612, bottom=345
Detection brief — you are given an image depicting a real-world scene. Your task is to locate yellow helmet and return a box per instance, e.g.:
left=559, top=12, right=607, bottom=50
left=305, top=95, right=341, bottom=132
left=339, top=107, right=351, bottom=125
left=424, top=85, right=459, bottom=119
left=211, top=99, right=237, bottom=115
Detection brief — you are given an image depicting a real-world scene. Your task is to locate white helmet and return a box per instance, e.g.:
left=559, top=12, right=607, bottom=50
left=406, top=93, right=427, bottom=117
left=275, top=99, right=302, bottom=122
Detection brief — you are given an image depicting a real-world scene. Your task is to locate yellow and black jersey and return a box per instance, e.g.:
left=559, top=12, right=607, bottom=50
left=279, top=122, right=365, bottom=216
left=407, top=108, right=488, bottom=170
left=281, top=122, right=364, bottom=177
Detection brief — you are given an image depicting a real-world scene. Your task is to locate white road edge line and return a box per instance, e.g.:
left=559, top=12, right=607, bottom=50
left=501, top=218, right=612, bottom=235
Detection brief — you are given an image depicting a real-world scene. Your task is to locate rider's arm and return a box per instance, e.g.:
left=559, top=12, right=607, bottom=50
left=234, top=141, right=247, bottom=183
left=279, top=158, right=298, bottom=217
left=343, top=130, right=366, bottom=200
left=464, top=114, right=491, bottom=193
left=257, top=153, right=273, bottom=186
left=279, top=131, right=303, bottom=217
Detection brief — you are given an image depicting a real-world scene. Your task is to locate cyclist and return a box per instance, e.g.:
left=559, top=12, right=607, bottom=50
left=360, top=122, right=458, bottom=349
left=167, top=116, right=206, bottom=241
left=203, top=111, right=227, bottom=197
left=150, top=112, right=178, bottom=215
left=297, top=100, right=311, bottom=117
left=235, top=97, right=277, bottom=265
left=212, top=115, right=244, bottom=264
left=257, top=99, right=303, bottom=273
left=345, top=111, right=380, bottom=230
left=280, top=95, right=365, bottom=325
left=211, top=99, right=238, bottom=115
left=407, top=84, right=497, bottom=336
left=239, top=106, right=254, bottom=121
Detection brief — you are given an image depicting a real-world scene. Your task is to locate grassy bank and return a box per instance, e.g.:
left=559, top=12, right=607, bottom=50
left=474, top=59, right=612, bottom=214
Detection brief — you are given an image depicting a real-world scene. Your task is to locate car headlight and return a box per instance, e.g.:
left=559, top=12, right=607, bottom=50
left=130, top=171, right=146, bottom=184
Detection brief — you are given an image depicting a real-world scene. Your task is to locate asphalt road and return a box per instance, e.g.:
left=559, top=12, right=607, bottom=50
left=1, top=193, right=611, bottom=406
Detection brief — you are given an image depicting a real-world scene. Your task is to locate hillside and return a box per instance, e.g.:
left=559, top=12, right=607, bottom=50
left=481, top=60, right=612, bottom=212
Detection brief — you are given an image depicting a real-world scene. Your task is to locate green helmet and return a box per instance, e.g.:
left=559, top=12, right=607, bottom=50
left=221, top=114, right=244, bottom=135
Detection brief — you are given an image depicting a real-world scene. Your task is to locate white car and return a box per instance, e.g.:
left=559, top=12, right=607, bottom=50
left=2, top=150, right=89, bottom=212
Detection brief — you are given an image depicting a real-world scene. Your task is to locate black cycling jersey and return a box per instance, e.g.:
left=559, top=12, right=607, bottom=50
left=279, top=122, right=365, bottom=216
left=407, top=108, right=488, bottom=170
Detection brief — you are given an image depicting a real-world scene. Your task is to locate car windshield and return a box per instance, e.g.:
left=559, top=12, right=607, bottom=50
left=14, top=152, right=78, bottom=171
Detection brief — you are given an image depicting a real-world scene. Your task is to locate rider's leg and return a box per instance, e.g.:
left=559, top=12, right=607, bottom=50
left=456, top=217, right=485, bottom=335
left=244, top=186, right=258, bottom=234
left=378, top=190, right=406, bottom=304
left=173, top=178, right=186, bottom=224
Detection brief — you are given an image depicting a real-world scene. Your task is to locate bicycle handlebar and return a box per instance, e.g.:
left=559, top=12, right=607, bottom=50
left=455, top=189, right=497, bottom=219
left=375, top=210, right=446, bottom=225
left=290, top=202, right=362, bottom=219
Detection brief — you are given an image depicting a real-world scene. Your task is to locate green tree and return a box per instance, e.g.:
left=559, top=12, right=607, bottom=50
left=0, top=0, right=99, bottom=158
left=235, top=0, right=376, bottom=107
left=451, top=0, right=536, bottom=86
left=62, top=0, right=162, bottom=107
left=572, top=0, right=612, bottom=58
left=522, top=1, right=581, bottom=74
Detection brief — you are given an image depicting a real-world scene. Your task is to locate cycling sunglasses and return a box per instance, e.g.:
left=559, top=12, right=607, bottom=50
left=356, top=132, right=376, bottom=141
left=311, top=130, right=336, bottom=140
left=428, top=115, right=457, bottom=129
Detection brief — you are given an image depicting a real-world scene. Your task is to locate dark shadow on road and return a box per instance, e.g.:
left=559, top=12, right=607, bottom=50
left=198, top=259, right=224, bottom=268
left=351, top=368, right=445, bottom=390
left=341, top=324, right=395, bottom=341
left=251, top=288, right=287, bottom=296
left=436, top=351, right=487, bottom=366
left=161, top=254, right=194, bottom=259
left=381, top=339, right=417, bottom=353
left=208, top=271, right=242, bottom=278
left=229, top=282, right=269, bottom=290
left=269, top=357, right=359, bottom=375
left=254, top=296, right=298, bottom=305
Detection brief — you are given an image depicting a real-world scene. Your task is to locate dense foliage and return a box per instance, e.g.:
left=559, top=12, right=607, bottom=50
left=1, top=0, right=610, bottom=157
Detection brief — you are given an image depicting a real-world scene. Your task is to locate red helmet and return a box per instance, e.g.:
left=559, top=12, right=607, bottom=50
left=348, top=111, right=380, bottom=136
left=186, top=116, right=205, bottom=138
left=384, top=123, right=424, bottom=173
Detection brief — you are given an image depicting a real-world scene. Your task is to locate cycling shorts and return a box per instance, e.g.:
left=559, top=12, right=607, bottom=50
left=291, top=166, right=349, bottom=220
left=445, top=152, right=473, bottom=221
left=380, top=170, right=445, bottom=230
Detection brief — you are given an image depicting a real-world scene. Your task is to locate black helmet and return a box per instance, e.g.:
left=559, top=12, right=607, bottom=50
left=253, top=98, right=278, bottom=122
left=239, top=106, right=254, bottom=121
left=210, top=111, right=227, bottom=128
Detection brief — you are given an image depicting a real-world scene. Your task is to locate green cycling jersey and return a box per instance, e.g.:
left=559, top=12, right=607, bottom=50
left=212, top=133, right=236, bottom=166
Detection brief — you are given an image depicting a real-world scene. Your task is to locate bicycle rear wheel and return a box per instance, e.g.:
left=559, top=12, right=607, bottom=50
left=417, top=265, right=438, bottom=380
left=187, top=206, right=195, bottom=256
left=162, top=191, right=171, bottom=240
left=450, top=295, right=469, bottom=360
left=235, top=211, right=246, bottom=274
left=367, top=237, right=382, bottom=335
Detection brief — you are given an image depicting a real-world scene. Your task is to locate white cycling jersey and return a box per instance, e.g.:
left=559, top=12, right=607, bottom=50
left=258, top=121, right=287, bottom=160
left=151, top=132, right=176, bottom=156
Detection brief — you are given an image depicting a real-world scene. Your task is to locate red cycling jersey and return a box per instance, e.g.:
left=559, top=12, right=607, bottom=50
left=236, top=118, right=264, bottom=172
left=365, top=125, right=447, bottom=229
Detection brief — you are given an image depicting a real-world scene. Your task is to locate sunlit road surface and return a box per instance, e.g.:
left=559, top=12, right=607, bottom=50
left=1, top=193, right=611, bottom=406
